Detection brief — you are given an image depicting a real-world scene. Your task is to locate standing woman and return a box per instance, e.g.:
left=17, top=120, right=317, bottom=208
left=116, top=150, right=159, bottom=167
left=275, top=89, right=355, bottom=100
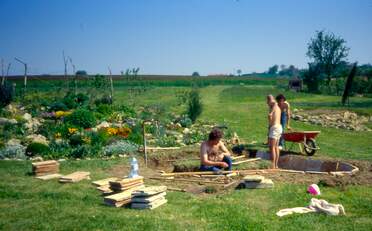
left=276, top=94, right=291, bottom=149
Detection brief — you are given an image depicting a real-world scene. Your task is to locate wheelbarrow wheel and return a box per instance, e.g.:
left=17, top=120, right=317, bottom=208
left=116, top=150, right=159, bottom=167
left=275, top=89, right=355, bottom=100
left=304, top=138, right=317, bottom=156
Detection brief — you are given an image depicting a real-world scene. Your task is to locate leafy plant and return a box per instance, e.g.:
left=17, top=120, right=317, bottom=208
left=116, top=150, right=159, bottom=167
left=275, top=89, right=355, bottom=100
left=0, top=82, right=13, bottom=109
left=65, top=109, right=96, bottom=128
left=0, top=144, right=26, bottom=159
left=179, top=116, right=192, bottom=128
left=25, top=142, right=49, bottom=157
left=103, top=140, right=138, bottom=156
left=69, top=134, right=84, bottom=146
left=187, top=89, right=203, bottom=122
left=49, top=102, right=68, bottom=112
left=69, top=145, right=90, bottom=158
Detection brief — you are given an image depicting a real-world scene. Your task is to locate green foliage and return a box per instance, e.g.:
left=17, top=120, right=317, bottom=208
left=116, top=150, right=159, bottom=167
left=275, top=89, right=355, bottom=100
left=94, top=95, right=112, bottom=106
left=187, top=89, right=203, bottom=122
left=0, top=144, right=26, bottom=159
left=103, top=140, right=138, bottom=156
left=69, top=145, right=90, bottom=158
left=179, top=116, right=192, bottom=128
left=62, top=92, right=89, bottom=109
left=127, top=124, right=143, bottom=145
left=0, top=82, right=13, bottom=108
left=267, top=65, right=279, bottom=75
left=307, top=30, right=350, bottom=86
left=191, top=71, right=200, bottom=77
left=49, top=102, right=68, bottom=111
left=69, top=134, right=84, bottom=146
left=65, top=109, right=96, bottom=128
left=75, top=70, right=88, bottom=76
left=25, top=142, right=49, bottom=157
left=96, top=104, right=113, bottom=116
left=302, top=63, right=323, bottom=93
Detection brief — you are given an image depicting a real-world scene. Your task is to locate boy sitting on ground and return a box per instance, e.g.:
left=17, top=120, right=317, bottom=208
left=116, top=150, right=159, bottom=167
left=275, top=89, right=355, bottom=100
left=200, top=128, right=232, bottom=172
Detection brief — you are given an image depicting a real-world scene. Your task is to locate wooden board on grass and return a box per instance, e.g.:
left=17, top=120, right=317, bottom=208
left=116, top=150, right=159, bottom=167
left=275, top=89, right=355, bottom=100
left=35, top=173, right=62, bottom=180
left=131, top=198, right=167, bottom=210
left=132, top=186, right=167, bottom=197
left=132, top=192, right=166, bottom=203
left=92, top=177, right=120, bottom=187
left=59, top=171, right=90, bottom=183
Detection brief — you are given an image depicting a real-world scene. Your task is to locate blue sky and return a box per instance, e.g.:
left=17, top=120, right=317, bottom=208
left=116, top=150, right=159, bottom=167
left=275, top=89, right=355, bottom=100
left=0, top=0, right=371, bottom=75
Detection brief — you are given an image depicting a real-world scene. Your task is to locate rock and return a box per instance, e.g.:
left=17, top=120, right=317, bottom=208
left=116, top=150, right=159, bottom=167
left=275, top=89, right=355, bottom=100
left=292, top=115, right=303, bottom=121
left=96, top=121, right=110, bottom=129
left=26, top=134, right=49, bottom=145
left=0, top=117, right=17, bottom=125
left=22, top=113, right=32, bottom=121
left=183, top=128, right=190, bottom=134
left=31, top=156, right=44, bottom=162
left=6, top=138, right=22, bottom=146
left=58, top=159, right=66, bottom=162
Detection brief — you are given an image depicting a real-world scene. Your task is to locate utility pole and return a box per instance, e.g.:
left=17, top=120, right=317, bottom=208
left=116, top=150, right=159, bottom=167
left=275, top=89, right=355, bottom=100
left=15, top=57, right=28, bottom=95
left=1, top=59, right=4, bottom=85
left=63, top=50, right=68, bottom=78
left=108, top=66, right=114, bottom=102
left=68, top=57, right=77, bottom=95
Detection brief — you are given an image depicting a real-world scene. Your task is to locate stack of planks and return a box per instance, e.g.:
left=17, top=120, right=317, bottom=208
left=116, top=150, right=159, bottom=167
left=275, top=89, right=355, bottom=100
left=32, top=160, right=59, bottom=176
left=131, top=186, right=167, bottom=210
left=92, top=177, right=120, bottom=195
left=104, top=184, right=145, bottom=207
left=109, top=176, right=144, bottom=192
left=59, top=171, right=90, bottom=183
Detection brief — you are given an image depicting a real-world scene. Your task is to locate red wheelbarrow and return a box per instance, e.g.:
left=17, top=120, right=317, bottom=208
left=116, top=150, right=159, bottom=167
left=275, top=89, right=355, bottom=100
left=282, top=131, right=321, bottom=156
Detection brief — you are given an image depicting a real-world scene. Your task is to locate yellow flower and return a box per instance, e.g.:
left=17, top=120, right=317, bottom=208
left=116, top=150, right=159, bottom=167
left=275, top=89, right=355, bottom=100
left=55, top=132, right=62, bottom=139
left=117, top=127, right=131, bottom=138
left=106, top=127, right=118, bottom=135
left=68, top=128, right=78, bottom=134
left=55, top=110, right=72, bottom=118
left=82, top=136, right=91, bottom=144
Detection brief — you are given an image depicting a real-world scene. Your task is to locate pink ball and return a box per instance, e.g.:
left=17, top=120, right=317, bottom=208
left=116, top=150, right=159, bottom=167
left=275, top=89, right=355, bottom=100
left=307, top=184, right=321, bottom=195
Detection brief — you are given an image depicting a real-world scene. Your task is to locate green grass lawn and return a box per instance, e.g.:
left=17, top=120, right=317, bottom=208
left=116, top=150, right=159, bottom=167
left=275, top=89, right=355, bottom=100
left=1, top=84, right=372, bottom=230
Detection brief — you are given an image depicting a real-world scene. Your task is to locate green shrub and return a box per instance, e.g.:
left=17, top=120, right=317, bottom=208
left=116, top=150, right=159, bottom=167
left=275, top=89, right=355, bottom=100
left=0, top=82, right=13, bottom=109
left=96, top=104, right=113, bottom=115
left=116, top=104, right=136, bottom=117
left=94, top=95, right=112, bottom=106
left=65, top=109, right=96, bottom=128
left=69, top=145, right=90, bottom=159
left=62, top=92, right=89, bottom=109
left=187, top=89, right=203, bottom=122
left=179, top=116, right=192, bottom=128
left=49, top=102, right=68, bottom=111
left=103, top=140, right=138, bottom=156
left=69, top=134, right=84, bottom=146
left=25, top=142, right=49, bottom=157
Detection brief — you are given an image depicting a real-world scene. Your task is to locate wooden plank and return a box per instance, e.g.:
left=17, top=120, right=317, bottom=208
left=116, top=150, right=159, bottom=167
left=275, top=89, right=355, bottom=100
left=232, top=158, right=261, bottom=165
left=59, top=171, right=90, bottom=183
left=35, top=173, right=62, bottom=180
left=31, top=160, right=58, bottom=167
left=92, top=177, right=120, bottom=187
left=132, top=192, right=166, bottom=203
left=109, top=176, right=144, bottom=185
left=132, top=186, right=167, bottom=196
left=149, top=177, right=226, bottom=185
left=131, top=198, right=167, bottom=210
left=231, top=155, right=246, bottom=160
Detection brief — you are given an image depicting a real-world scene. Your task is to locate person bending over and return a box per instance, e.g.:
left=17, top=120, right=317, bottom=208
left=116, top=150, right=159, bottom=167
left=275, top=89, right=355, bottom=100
left=267, top=95, right=282, bottom=169
left=200, top=128, right=232, bottom=172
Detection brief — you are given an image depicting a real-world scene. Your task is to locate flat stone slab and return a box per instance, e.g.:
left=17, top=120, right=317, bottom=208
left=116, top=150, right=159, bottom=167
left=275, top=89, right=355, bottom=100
left=243, top=175, right=265, bottom=182
left=244, top=179, right=274, bottom=189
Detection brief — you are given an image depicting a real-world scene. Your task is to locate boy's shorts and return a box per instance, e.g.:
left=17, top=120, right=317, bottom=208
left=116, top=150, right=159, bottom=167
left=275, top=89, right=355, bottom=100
left=269, top=124, right=283, bottom=140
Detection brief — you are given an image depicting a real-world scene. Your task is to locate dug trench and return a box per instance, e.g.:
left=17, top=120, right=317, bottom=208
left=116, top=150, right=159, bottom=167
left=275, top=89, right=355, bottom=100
left=105, top=147, right=372, bottom=195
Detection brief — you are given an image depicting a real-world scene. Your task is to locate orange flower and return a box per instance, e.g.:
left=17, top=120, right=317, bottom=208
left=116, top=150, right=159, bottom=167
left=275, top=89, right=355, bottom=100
left=106, top=127, right=118, bottom=136
left=117, top=127, right=131, bottom=138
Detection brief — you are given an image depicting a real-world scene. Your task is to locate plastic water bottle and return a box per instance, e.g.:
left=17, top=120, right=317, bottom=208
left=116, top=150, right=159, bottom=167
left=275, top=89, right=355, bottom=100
left=128, top=157, right=139, bottom=178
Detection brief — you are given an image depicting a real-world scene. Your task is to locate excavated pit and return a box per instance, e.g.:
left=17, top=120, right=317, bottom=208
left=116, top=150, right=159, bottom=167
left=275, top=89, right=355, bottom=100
left=255, top=151, right=359, bottom=174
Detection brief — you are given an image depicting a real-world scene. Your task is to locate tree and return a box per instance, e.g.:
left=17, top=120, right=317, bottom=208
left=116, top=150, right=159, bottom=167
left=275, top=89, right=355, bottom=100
left=302, top=63, right=323, bottom=93
left=237, top=69, right=242, bottom=76
left=279, top=65, right=299, bottom=77
left=342, top=63, right=357, bottom=105
left=267, top=65, right=279, bottom=75
left=306, top=30, right=350, bottom=87
left=192, top=72, right=200, bottom=77
left=76, top=70, right=88, bottom=76
left=187, top=88, right=202, bottom=122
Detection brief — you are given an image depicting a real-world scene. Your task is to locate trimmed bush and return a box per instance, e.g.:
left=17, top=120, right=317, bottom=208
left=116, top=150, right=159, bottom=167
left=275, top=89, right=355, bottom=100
left=69, top=134, right=84, bottom=146
left=49, top=102, right=68, bottom=112
left=25, top=142, right=49, bottom=157
left=65, top=109, right=96, bottom=128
